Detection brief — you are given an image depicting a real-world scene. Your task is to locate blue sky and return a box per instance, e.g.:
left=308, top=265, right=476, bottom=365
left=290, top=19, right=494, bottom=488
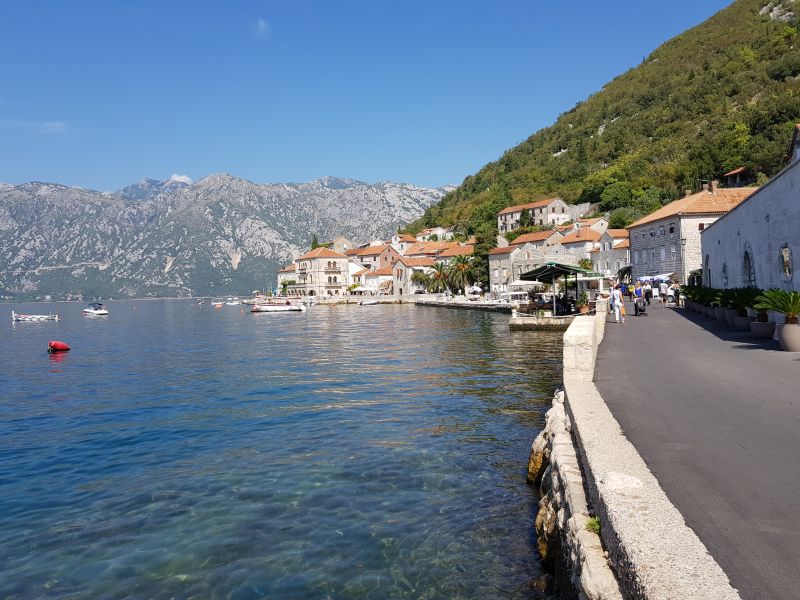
left=0, top=1, right=732, bottom=190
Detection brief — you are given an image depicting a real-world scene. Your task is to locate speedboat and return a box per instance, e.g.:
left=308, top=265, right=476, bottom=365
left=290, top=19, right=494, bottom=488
left=251, top=303, right=306, bottom=313
left=12, top=310, right=59, bottom=322
left=359, top=299, right=379, bottom=306
left=211, top=299, right=224, bottom=308
left=83, top=302, right=109, bottom=316
left=225, top=297, right=241, bottom=306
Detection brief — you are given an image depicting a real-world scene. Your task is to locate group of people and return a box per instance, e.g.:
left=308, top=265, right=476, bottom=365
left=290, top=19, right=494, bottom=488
left=608, top=278, right=681, bottom=323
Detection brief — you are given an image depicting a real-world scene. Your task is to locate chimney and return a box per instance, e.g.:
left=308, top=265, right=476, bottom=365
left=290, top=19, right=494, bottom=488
left=701, top=183, right=709, bottom=192
left=710, top=179, right=718, bottom=193
left=684, top=189, right=692, bottom=197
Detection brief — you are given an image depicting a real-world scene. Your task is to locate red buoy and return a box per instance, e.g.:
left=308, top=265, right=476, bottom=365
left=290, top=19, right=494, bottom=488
left=48, top=340, right=70, bottom=352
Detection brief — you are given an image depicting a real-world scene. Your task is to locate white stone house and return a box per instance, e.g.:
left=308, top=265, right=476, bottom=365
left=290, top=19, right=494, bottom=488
left=701, top=129, right=799, bottom=291
left=390, top=233, right=418, bottom=255
left=591, top=230, right=630, bottom=278
left=628, top=184, right=757, bottom=283
left=497, top=198, right=572, bottom=233
left=416, top=227, right=453, bottom=242
left=325, top=236, right=354, bottom=255
left=293, top=247, right=350, bottom=297
left=277, top=264, right=297, bottom=292
left=488, top=242, right=578, bottom=295
left=435, top=244, right=473, bottom=266
left=393, top=256, right=435, bottom=296
left=362, top=265, right=395, bottom=294
left=558, top=228, right=604, bottom=260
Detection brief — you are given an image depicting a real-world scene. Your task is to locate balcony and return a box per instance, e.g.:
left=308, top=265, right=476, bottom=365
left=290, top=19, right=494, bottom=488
left=323, top=267, right=342, bottom=273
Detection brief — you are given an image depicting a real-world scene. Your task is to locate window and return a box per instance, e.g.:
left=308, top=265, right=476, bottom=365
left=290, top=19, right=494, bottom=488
left=670, top=245, right=676, bottom=260
left=561, top=207, right=565, bottom=213
left=742, top=248, right=755, bottom=287
left=658, top=226, right=665, bottom=236
left=704, top=254, right=710, bottom=286
left=781, top=244, right=793, bottom=282
left=721, top=263, right=728, bottom=287
left=660, top=247, right=666, bottom=261
left=650, top=229, right=655, bottom=237
left=699, top=223, right=705, bottom=231
left=650, top=250, right=655, bottom=261
left=669, top=224, right=675, bottom=234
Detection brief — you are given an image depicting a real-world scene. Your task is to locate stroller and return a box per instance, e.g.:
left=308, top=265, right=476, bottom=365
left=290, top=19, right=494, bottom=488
left=634, top=296, right=648, bottom=316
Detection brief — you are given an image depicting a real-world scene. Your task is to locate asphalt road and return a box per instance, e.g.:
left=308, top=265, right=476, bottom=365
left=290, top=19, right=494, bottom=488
left=595, top=301, right=800, bottom=600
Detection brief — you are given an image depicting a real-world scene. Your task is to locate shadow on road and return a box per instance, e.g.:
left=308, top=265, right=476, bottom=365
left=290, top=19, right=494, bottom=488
left=671, top=307, right=782, bottom=351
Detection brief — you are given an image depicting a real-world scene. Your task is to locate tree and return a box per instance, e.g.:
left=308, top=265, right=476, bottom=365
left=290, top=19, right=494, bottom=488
left=578, top=258, right=594, bottom=270
left=311, top=234, right=320, bottom=249
left=428, top=233, right=439, bottom=242
left=411, top=271, right=431, bottom=291
left=428, top=263, right=450, bottom=293
left=518, top=208, right=532, bottom=228
left=449, top=255, right=472, bottom=294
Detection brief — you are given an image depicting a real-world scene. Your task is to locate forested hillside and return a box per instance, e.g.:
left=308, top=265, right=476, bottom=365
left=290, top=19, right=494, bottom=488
left=410, top=0, right=800, bottom=248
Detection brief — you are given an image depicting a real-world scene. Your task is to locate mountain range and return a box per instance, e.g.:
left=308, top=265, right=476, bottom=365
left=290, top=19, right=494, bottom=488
left=0, top=174, right=452, bottom=299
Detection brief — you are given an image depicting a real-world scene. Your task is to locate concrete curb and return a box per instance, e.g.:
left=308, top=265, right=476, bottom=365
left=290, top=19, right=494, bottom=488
left=563, top=304, right=741, bottom=599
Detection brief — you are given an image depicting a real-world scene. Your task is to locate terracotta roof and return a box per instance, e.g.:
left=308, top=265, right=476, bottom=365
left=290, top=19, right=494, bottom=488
left=560, top=229, right=604, bottom=244
left=404, top=241, right=454, bottom=256
left=278, top=264, right=296, bottom=272
left=488, top=246, right=515, bottom=255
left=723, top=166, right=747, bottom=177
left=511, top=230, right=559, bottom=244
left=365, top=265, right=394, bottom=276
left=397, top=234, right=417, bottom=242
left=353, top=268, right=371, bottom=277
left=398, top=256, right=436, bottom=267
left=498, top=197, right=561, bottom=215
left=349, top=244, right=394, bottom=256
left=578, top=217, right=604, bottom=225
left=627, top=187, right=758, bottom=229
left=298, top=247, right=348, bottom=260
left=605, top=229, right=629, bottom=239
left=614, top=239, right=630, bottom=249
left=437, top=245, right=474, bottom=257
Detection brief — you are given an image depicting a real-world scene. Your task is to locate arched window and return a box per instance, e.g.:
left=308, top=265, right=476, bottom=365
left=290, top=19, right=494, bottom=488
left=742, top=246, right=755, bottom=287
left=781, top=245, right=793, bottom=282
left=721, top=263, right=728, bottom=287
left=704, top=254, right=711, bottom=287
left=328, top=276, right=332, bottom=283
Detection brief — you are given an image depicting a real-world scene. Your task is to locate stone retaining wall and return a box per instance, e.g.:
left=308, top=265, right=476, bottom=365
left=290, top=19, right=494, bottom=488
left=529, top=303, right=741, bottom=599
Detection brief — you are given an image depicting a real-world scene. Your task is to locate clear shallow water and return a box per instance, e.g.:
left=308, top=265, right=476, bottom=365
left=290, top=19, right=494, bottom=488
left=0, top=300, right=562, bottom=599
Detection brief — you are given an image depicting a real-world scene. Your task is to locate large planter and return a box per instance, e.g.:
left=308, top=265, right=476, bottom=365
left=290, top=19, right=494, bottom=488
left=724, top=308, right=738, bottom=327
left=714, top=306, right=727, bottom=322
left=734, top=315, right=755, bottom=331
left=704, top=305, right=714, bottom=318
left=778, top=323, right=800, bottom=352
left=750, top=321, right=776, bottom=339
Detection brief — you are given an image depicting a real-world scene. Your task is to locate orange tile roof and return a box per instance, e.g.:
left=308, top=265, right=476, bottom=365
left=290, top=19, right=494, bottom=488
left=498, top=197, right=561, bottom=215
left=298, top=247, right=348, bottom=260
left=605, top=229, right=629, bottom=239
left=404, top=241, right=453, bottom=256
left=511, top=230, right=560, bottom=244
left=627, top=187, right=758, bottom=229
left=366, top=265, right=394, bottom=276
left=560, top=229, right=604, bottom=244
left=437, top=245, right=474, bottom=257
left=398, top=256, right=436, bottom=267
left=278, top=264, right=296, bottom=272
left=488, top=246, right=515, bottom=255
left=353, top=267, right=371, bottom=277
left=397, top=234, right=417, bottom=242
left=723, top=166, right=747, bottom=177
left=614, top=239, right=630, bottom=249
left=578, top=217, right=604, bottom=225
left=349, top=244, right=394, bottom=256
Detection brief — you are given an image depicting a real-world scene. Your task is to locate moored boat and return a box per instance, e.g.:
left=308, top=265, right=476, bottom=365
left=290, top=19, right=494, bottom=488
left=225, top=297, right=241, bottom=306
left=251, top=303, right=306, bottom=313
left=211, top=299, right=224, bottom=308
left=82, top=302, right=109, bottom=316
left=359, top=299, right=379, bottom=306
left=12, top=310, right=59, bottom=322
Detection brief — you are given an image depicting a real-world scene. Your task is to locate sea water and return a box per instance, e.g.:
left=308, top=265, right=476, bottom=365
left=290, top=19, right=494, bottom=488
left=0, top=300, right=562, bottom=599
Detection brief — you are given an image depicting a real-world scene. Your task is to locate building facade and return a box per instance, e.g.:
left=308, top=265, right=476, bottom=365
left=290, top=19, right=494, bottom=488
left=393, top=256, right=435, bottom=296
left=628, top=185, right=757, bottom=283
left=293, top=247, right=350, bottom=296
left=701, top=145, right=800, bottom=291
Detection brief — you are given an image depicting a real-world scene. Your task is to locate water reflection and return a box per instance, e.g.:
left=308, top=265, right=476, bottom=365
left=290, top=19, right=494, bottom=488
left=0, top=301, right=561, bottom=599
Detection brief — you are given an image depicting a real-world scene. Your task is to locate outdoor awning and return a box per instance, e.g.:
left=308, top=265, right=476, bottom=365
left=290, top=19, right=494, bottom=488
left=352, top=286, right=370, bottom=292
left=520, top=262, right=603, bottom=281
left=508, top=279, right=543, bottom=287
left=638, top=272, right=674, bottom=282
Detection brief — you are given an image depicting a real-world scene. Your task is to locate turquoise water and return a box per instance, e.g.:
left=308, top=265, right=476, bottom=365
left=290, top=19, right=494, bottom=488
left=0, top=301, right=562, bottom=599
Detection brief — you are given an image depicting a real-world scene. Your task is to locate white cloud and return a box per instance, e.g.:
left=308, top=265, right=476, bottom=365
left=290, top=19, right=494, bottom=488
left=0, top=118, right=68, bottom=134
left=253, top=18, right=270, bottom=38
left=169, top=173, right=193, bottom=184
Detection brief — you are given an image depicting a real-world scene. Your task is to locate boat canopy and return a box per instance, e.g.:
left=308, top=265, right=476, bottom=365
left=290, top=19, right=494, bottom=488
left=88, top=302, right=104, bottom=309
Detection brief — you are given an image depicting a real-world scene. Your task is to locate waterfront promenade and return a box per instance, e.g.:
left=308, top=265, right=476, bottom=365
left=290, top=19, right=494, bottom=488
left=595, top=302, right=800, bottom=600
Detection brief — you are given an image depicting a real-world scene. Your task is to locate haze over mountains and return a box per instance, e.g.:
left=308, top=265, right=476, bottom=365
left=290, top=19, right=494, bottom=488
left=0, top=174, right=452, bottom=299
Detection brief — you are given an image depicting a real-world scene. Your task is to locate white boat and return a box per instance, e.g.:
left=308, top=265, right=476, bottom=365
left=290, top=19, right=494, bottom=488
left=12, top=310, right=59, bottom=322
left=225, top=297, right=241, bottom=306
left=251, top=303, right=306, bottom=313
left=211, top=299, right=224, bottom=308
left=82, top=302, right=109, bottom=316
left=359, top=299, right=380, bottom=306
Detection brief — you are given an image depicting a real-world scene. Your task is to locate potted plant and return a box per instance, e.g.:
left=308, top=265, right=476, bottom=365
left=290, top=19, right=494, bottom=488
left=577, top=291, right=590, bottom=314
left=731, top=287, right=760, bottom=331
left=713, top=289, right=729, bottom=323
left=755, top=289, right=800, bottom=351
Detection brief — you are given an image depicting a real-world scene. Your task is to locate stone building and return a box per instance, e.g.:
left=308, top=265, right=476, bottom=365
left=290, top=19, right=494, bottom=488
left=292, top=247, right=350, bottom=297
left=346, top=244, right=400, bottom=270
left=488, top=242, right=579, bottom=296
left=628, top=184, right=757, bottom=283
left=393, top=256, right=435, bottom=296
left=701, top=128, right=800, bottom=291
left=591, top=230, right=630, bottom=278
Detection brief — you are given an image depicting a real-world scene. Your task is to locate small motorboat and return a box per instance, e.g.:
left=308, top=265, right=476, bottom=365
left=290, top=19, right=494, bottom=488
left=359, top=299, right=379, bottom=306
left=83, top=302, right=109, bottom=316
left=225, top=297, right=241, bottom=306
left=12, top=310, right=59, bottom=322
left=251, top=303, right=306, bottom=313
left=211, top=299, right=224, bottom=308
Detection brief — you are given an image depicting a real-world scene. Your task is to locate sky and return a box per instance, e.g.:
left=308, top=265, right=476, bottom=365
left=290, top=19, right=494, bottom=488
left=0, top=1, right=733, bottom=191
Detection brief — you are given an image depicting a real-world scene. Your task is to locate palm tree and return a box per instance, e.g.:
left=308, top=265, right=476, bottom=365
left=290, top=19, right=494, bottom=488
left=428, top=263, right=450, bottom=293
left=411, top=271, right=431, bottom=292
left=449, top=255, right=472, bottom=294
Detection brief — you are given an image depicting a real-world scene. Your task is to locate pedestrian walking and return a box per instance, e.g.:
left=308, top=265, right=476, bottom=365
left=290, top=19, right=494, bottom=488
left=659, top=280, right=669, bottom=305
left=643, top=281, right=652, bottom=305
left=612, top=285, right=625, bottom=323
